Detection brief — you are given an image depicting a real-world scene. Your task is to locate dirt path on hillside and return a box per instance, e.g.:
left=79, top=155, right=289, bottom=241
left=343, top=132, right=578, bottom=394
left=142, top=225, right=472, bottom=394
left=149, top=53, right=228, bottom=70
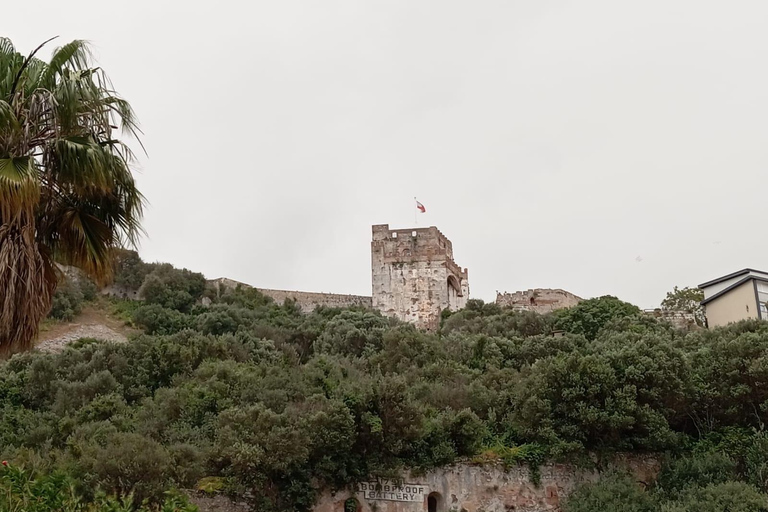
left=36, top=306, right=139, bottom=353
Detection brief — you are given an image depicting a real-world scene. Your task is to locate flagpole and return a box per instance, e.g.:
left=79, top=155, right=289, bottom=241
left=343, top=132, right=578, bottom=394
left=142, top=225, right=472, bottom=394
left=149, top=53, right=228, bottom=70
left=414, top=197, right=417, bottom=226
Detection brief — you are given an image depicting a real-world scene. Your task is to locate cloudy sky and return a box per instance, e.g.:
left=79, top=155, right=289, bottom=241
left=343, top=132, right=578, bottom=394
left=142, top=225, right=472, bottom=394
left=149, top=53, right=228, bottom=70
left=8, top=1, right=768, bottom=308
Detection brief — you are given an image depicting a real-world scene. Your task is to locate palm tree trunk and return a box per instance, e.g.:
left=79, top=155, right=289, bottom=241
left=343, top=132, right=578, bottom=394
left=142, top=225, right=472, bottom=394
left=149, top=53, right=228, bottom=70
left=0, top=216, right=56, bottom=356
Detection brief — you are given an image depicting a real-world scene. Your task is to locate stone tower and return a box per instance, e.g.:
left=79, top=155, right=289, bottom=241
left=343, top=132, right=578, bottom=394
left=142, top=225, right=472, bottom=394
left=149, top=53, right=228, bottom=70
left=371, top=224, right=469, bottom=330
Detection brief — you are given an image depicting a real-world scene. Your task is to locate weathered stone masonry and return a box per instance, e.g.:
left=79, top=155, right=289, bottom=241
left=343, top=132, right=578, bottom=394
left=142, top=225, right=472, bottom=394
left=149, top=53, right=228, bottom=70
left=209, top=277, right=372, bottom=313
left=314, top=457, right=659, bottom=512
left=496, top=289, right=582, bottom=313
left=371, top=224, right=469, bottom=330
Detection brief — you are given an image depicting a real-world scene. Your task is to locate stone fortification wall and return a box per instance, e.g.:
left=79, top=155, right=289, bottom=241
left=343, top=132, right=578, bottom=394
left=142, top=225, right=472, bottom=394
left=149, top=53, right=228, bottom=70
left=496, top=289, right=582, bottom=313
left=371, top=224, right=469, bottom=330
left=257, top=288, right=372, bottom=313
left=314, top=457, right=659, bottom=512
left=643, top=309, right=698, bottom=329
left=209, top=278, right=372, bottom=313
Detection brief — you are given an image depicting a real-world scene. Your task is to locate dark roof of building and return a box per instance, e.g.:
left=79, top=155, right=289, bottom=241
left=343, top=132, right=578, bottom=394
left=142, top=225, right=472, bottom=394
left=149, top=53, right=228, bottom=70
left=698, top=268, right=768, bottom=289
left=701, top=275, right=768, bottom=305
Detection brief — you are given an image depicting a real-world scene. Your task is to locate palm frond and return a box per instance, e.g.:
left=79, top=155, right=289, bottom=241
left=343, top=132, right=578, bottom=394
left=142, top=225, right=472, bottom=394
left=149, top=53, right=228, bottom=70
left=50, top=136, right=115, bottom=192
left=44, top=202, right=116, bottom=283
left=0, top=157, right=39, bottom=220
left=41, top=39, right=89, bottom=85
left=0, top=100, right=20, bottom=135
left=8, top=36, right=58, bottom=101
left=0, top=38, right=15, bottom=56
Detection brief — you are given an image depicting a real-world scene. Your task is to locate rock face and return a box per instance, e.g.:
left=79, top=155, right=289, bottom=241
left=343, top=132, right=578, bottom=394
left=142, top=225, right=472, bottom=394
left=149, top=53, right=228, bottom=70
left=496, top=289, right=582, bottom=314
left=371, top=224, right=469, bottom=330
left=314, top=458, right=659, bottom=512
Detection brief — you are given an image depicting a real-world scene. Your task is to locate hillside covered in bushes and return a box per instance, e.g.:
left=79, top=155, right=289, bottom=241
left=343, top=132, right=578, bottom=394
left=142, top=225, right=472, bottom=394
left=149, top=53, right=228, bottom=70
left=3, top=253, right=768, bottom=511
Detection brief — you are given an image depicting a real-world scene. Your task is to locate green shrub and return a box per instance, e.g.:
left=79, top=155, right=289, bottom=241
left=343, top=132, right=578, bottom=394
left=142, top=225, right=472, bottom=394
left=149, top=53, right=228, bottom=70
left=113, top=249, right=156, bottom=291
left=655, top=451, right=738, bottom=498
left=49, top=272, right=98, bottom=321
left=79, top=432, right=175, bottom=505
left=563, top=472, right=655, bottom=512
left=0, top=463, right=198, bottom=511
left=554, top=296, right=642, bottom=340
left=139, top=264, right=206, bottom=312
left=50, top=279, right=85, bottom=320
left=661, top=481, right=768, bottom=512
left=133, top=304, right=192, bottom=334
left=315, top=310, right=388, bottom=356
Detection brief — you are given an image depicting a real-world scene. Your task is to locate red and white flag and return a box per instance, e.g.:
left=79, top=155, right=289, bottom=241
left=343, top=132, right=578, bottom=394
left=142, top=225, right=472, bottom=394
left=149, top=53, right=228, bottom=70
left=415, top=200, right=426, bottom=213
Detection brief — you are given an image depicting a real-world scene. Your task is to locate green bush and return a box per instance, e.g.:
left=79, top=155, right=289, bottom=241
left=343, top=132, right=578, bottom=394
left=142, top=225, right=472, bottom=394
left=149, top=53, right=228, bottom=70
left=655, top=451, right=738, bottom=498
left=133, top=304, right=192, bottom=335
left=0, top=463, right=197, bottom=511
left=661, top=482, right=768, bottom=512
left=49, top=273, right=97, bottom=321
left=138, top=264, right=206, bottom=312
left=113, top=249, right=156, bottom=291
left=554, top=296, right=642, bottom=340
left=563, top=472, right=656, bottom=512
left=79, top=432, right=175, bottom=504
left=50, top=279, right=85, bottom=321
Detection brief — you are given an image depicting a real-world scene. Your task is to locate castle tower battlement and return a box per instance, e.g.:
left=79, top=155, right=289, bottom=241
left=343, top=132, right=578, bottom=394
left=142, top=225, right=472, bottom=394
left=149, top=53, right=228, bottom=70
left=371, top=224, right=469, bottom=330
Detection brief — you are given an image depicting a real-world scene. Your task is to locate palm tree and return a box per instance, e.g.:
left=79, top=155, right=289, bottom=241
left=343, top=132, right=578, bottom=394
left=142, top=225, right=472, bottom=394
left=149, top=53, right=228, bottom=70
left=0, top=37, right=144, bottom=355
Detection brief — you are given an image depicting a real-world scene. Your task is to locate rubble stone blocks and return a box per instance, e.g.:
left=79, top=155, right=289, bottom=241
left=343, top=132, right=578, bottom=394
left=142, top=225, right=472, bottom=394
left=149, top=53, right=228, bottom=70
left=496, top=289, right=582, bottom=313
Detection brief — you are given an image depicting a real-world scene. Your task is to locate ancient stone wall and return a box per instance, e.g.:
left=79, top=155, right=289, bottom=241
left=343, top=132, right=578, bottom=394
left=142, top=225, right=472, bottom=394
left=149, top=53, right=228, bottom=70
left=314, top=457, right=659, bottom=512
left=496, top=289, right=582, bottom=313
left=371, top=224, right=469, bottom=330
left=257, top=288, right=372, bottom=313
left=643, top=309, right=699, bottom=329
left=209, top=278, right=372, bottom=313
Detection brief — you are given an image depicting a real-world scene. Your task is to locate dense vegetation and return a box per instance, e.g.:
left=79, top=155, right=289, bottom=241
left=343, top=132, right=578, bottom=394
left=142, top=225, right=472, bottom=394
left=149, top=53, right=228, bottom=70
left=48, top=269, right=98, bottom=321
left=3, top=254, right=768, bottom=510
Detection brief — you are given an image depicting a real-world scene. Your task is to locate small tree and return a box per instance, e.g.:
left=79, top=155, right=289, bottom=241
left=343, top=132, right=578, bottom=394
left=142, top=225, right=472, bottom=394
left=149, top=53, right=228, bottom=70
left=661, top=286, right=705, bottom=326
left=553, top=296, right=641, bottom=340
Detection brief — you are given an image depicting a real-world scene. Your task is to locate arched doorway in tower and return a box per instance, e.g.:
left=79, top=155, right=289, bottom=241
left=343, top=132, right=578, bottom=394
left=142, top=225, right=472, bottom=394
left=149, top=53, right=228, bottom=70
left=428, top=492, right=443, bottom=512
left=343, top=497, right=360, bottom=512
left=447, top=275, right=462, bottom=311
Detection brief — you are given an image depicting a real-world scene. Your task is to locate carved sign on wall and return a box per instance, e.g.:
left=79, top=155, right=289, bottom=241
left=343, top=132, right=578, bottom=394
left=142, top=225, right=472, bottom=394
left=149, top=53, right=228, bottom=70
left=356, top=481, right=427, bottom=502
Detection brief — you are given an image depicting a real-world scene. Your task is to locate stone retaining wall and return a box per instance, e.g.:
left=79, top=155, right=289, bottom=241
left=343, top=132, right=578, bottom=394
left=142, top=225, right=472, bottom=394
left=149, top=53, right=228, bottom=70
left=314, top=457, right=659, bottom=512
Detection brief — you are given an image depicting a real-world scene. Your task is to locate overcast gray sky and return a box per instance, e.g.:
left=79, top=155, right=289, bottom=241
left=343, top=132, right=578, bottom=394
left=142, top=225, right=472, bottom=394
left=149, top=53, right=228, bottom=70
left=8, top=1, right=768, bottom=308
